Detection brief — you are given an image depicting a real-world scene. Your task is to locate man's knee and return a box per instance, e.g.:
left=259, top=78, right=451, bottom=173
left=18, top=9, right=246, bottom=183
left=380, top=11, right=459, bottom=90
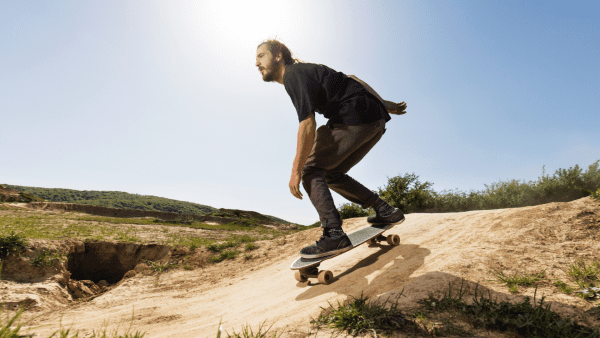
left=324, top=171, right=345, bottom=184
left=301, top=166, right=322, bottom=192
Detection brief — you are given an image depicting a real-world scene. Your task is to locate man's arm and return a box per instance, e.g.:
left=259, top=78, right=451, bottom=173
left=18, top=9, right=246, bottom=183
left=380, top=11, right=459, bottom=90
left=348, top=75, right=407, bottom=115
left=289, top=113, right=317, bottom=199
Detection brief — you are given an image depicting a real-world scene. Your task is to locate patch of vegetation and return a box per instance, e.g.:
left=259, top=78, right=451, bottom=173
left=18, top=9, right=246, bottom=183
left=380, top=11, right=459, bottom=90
left=311, top=292, right=422, bottom=336
left=4, top=185, right=295, bottom=225
left=209, top=250, right=240, bottom=263
left=584, top=187, right=600, bottom=202
left=490, top=268, right=546, bottom=293
left=553, top=280, right=574, bottom=294
left=566, top=259, right=600, bottom=289
left=561, top=259, right=600, bottom=302
left=145, top=260, right=178, bottom=273
left=4, top=185, right=216, bottom=215
left=418, top=281, right=600, bottom=337
left=0, top=307, right=147, bottom=338
left=207, top=236, right=257, bottom=253
left=337, top=202, right=373, bottom=219
left=31, top=250, right=68, bottom=267
left=114, top=230, right=141, bottom=243
left=244, top=242, right=258, bottom=251
left=370, top=160, right=600, bottom=214
left=0, top=232, right=27, bottom=258
left=217, top=320, right=281, bottom=338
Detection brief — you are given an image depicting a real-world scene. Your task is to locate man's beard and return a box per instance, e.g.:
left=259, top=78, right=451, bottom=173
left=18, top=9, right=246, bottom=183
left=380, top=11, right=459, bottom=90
left=262, top=62, right=281, bottom=82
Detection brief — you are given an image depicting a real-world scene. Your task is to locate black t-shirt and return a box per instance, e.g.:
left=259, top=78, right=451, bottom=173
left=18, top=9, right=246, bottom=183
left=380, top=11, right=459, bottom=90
left=283, top=63, right=391, bottom=125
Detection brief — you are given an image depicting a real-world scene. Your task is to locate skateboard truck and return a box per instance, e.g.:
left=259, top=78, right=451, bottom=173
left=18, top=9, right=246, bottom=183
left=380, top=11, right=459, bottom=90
left=294, top=264, right=334, bottom=284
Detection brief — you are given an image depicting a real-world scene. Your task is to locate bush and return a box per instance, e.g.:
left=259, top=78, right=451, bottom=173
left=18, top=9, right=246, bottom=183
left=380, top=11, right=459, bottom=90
left=0, top=232, right=27, bottom=258
left=337, top=203, right=372, bottom=219
left=377, top=173, right=436, bottom=213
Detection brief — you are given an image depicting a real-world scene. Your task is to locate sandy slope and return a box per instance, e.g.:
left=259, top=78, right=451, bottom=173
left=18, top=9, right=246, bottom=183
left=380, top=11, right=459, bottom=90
left=20, top=197, right=600, bottom=337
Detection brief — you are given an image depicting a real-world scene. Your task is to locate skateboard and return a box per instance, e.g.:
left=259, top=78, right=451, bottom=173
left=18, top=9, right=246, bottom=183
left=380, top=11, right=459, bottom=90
left=290, top=220, right=403, bottom=284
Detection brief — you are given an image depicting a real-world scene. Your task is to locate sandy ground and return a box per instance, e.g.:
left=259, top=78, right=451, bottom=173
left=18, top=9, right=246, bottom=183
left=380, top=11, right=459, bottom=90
left=15, top=196, right=600, bottom=337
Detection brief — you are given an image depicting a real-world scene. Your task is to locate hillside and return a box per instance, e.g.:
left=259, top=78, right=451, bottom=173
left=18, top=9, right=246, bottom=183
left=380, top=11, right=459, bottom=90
left=4, top=184, right=293, bottom=225
left=0, top=184, right=44, bottom=203
left=2, top=196, right=600, bottom=337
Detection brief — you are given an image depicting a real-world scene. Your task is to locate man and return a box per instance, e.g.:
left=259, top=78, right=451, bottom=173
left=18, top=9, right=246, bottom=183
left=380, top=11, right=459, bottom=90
left=256, top=39, right=407, bottom=259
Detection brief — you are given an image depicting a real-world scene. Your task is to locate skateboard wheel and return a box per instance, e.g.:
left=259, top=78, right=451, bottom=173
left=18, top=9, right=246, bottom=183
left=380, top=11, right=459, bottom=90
left=317, top=270, right=333, bottom=284
left=294, top=271, right=308, bottom=282
left=367, top=238, right=377, bottom=245
left=386, top=234, right=400, bottom=246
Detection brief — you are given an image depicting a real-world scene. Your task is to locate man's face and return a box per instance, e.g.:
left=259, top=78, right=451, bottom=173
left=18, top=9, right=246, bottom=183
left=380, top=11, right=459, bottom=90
left=256, top=44, right=281, bottom=82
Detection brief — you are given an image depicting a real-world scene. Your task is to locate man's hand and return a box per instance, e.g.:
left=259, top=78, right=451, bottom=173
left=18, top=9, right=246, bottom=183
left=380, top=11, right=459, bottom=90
left=384, top=100, right=407, bottom=115
left=289, top=171, right=303, bottom=199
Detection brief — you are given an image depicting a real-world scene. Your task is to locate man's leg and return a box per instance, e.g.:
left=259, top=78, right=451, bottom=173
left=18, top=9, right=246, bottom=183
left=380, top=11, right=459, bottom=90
left=301, top=119, right=386, bottom=230
left=299, top=119, right=390, bottom=258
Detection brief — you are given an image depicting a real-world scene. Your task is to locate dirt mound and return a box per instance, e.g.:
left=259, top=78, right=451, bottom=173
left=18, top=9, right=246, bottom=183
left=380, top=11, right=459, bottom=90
left=10, top=197, right=600, bottom=337
left=0, top=184, right=43, bottom=202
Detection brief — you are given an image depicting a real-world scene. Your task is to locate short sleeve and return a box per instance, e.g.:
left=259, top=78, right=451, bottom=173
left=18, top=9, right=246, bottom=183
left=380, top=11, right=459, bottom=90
left=284, top=68, right=322, bottom=123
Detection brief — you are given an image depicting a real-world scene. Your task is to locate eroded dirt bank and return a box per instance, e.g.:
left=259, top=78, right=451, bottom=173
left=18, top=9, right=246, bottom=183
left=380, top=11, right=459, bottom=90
left=7, top=196, right=600, bottom=337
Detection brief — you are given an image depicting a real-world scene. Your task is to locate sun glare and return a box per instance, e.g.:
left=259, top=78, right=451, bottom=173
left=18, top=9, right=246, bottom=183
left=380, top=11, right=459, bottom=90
left=178, top=1, right=312, bottom=55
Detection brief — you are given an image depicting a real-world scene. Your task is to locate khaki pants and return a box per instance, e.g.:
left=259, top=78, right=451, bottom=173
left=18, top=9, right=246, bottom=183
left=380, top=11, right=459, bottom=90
left=301, top=119, right=386, bottom=229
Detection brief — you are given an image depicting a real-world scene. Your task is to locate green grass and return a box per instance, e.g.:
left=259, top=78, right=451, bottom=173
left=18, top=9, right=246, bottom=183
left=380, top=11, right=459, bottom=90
left=209, top=250, right=240, bottom=263
left=490, top=268, right=546, bottom=293
left=244, top=243, right=258, bottom=251
left=311, top=292, right=422, bottom=336
left=217, top=320, right=281, bottom=338
left=565, top=259, right=600, bottom=288
left=207, top=236, right=258, bottom=253
left=144, top=260, right=178, bottom=273
left=307, top=281, right=600, bottom=337
left=553, top=280, right=574, bottom=294
left=416, top=281, right=600, bottom=337
left=31, top=250, right=69, bottom=267
left=0, top=307, right=146, bottom=338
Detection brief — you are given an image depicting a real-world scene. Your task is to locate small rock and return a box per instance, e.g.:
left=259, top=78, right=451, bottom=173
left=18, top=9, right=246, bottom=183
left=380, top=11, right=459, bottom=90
left=81, top=280, right=101, bottom=293
left=124, top=270, right=136, bottom=278
left=67, top=281, right=83, bottom=298
left=134, top=262, right=149, bottom=272
left=97, top=280, right=109, bottom=287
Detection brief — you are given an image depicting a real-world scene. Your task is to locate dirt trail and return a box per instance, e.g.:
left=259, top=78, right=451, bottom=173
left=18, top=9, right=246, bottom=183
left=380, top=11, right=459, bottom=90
left=19, top=197, right=600, bottom=337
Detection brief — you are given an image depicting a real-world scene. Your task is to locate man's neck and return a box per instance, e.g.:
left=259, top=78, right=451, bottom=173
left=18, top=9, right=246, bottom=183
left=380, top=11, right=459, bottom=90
left=276, top=64, right=287, bottom=84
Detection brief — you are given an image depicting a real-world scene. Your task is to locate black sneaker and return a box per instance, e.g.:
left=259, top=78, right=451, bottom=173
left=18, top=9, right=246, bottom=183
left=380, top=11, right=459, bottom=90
left=300, top=235, right=352, bottom=259
left=367, top=206, right=405, bottom=224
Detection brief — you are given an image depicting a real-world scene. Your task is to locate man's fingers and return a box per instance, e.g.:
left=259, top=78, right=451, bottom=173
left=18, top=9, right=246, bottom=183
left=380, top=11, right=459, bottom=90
left=290, top=185, right=303, bottom=199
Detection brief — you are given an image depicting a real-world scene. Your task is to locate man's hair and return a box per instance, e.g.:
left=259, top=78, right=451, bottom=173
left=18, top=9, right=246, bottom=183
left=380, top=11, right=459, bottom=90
left=257, top=39, right=304, bottom=65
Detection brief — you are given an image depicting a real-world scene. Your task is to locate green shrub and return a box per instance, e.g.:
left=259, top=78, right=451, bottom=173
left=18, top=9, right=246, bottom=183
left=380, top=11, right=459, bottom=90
left=337, top=203, right=372, bottom=219
left=0, top=232, right=27, bottom=258
left=374, top=160, right=600, bottom=214
left=377, top=173, right=436, bottom=213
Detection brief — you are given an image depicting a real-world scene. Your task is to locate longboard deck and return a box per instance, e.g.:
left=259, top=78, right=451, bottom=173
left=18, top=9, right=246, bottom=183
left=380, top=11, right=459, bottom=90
left=290, top=222, right=398, bottom=270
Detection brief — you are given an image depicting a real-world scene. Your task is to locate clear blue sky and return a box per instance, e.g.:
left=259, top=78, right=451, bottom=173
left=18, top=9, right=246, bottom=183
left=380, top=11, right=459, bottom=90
left=1, top=1, right=599, bottom=225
